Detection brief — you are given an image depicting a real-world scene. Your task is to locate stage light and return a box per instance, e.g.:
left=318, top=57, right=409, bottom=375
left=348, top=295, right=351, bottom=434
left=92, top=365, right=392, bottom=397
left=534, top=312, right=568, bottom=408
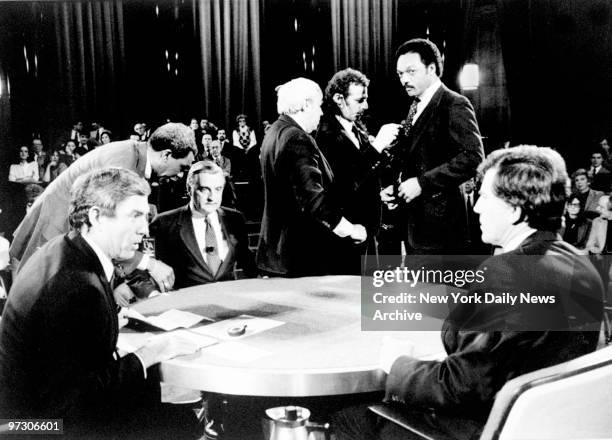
left=459, top=63, right=479, bottom=90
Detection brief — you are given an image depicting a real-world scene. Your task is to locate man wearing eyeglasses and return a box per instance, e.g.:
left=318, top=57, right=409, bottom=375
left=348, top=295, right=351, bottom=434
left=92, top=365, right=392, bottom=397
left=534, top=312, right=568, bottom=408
left=381, top=38, right=484, bottom=255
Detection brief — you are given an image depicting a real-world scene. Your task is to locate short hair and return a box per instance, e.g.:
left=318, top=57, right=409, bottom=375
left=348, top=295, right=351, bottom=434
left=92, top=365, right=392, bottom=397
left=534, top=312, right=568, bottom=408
left=100, top=130, right=112, bottom=138
left=478, top=145, right=568, bottom=231
left=276, top=77, right=323, bottom=116
left=324, top=68, right=370, bottom=114
left=186, top=160, right=224, bottom=194
left=395, top=38, right=443, bottom=77
left=148, top=122, right=197, bottom=159
left=235, top=114, right=247, bottom=124
left=69, top=168, right=150, bottom=230
left=571, top=168, right=589, bottom=180
left=209, top=140, right=221, bottom=149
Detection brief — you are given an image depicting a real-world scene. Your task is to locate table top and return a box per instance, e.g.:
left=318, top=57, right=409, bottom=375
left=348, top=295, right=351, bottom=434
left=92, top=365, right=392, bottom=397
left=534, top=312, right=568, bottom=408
left=130, top=275, right=445, bottom=397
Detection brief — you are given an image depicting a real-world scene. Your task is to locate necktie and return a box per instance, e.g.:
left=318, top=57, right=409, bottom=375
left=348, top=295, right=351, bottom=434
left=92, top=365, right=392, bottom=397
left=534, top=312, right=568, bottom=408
left=351, top=125, right=365, bottom=151
left=405, top=98, right=420, bottom=134
left=466, top=193, right=473, bottom=211
left=205, top=216, right=221, bottom=276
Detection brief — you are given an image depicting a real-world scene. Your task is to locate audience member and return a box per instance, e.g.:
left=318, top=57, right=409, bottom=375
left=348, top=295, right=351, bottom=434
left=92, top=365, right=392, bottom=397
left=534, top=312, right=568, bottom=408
left=150, top=160, right=256, bottom=288
left=210, top=140, right=231, bottom=176
left=43, top=150, right=63, bottom=183
left=69, top=121, right=83, bottom=141
left=315, top=68, right=399, bottom=273
left=561, top=197, right=592, bottom=249
left=0, top=168, right=202, bottom=439
left=571, top=168, right=603, bottom=219
left=8, top=146, right=39, bottom=184
left=587, top=149, right=611, bottom=192
left=381, top=38, right=484, bottom=255
left=10, top=123, right=196, bottom=293
left=100, top=130, right=112, bottom=144
left=89, top=121, right=106, bottom=143
left=200, top=133, right=213, bottom=160
left=332, top=145, right=602, bottom=440
left=584, top=194, right=612, bottom=255
left=232, top=114, right=257, bottom=152
left=257, top=77, right=366, bottom=277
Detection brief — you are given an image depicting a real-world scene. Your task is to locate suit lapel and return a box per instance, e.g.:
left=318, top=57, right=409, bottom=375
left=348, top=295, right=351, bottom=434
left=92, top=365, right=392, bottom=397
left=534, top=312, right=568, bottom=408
left=178, top=207, right=211, bottom=275
left=406, top=85, right=445, bottom=158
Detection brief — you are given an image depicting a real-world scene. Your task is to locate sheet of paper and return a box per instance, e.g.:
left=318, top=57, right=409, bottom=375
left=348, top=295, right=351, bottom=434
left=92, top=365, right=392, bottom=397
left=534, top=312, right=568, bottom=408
left=202, top=341, right=271, bottom=362
left=192, top=314, right=284, bottom=341
left=124, top=308, right=211, bottom=331
left=149, top=329, right=218, bottom=350
left=116, top=332, right=154, bottom=355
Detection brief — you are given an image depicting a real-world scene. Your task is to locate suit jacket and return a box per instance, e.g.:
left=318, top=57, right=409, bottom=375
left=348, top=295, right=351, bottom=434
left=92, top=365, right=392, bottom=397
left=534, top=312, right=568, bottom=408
left=581, top=188, right=604, bottom=218
left=0, top=232, right=146, bottom=423
left=149, top=206, right=256, bottom=288
left=386, top=231, right=602, bottom=438
left=257, top=114, right=345, bottom=276
left=10, top=141, right=148, bottom=268
left=396, top=84, right=484, bottom=252
left=590, top=166, right=611, bottom=192
left=212, top=155, right=232, bottom=177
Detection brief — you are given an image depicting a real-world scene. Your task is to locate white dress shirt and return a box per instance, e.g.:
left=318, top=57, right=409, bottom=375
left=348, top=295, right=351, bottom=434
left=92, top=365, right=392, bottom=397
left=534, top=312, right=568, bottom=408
left=413, top=78, right=442, bottom=124
left=336, top=115, right=360, bottom=150
left=9, top=161, right=39, bottom=182
left=191, top=209, right=229, bottom=265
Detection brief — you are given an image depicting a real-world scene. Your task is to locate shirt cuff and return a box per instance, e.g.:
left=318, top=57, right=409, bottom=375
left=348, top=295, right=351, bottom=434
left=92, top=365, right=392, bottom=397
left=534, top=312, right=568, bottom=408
left=132, top=352, right=148, bottom=379
left=137, top=254, right=150, bottom=271
left=332, top=217, right=354, bottom=238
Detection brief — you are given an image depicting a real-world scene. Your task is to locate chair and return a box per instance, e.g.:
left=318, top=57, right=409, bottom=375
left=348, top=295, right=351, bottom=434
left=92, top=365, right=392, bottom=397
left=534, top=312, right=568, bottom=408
left=370, top=344, right=612, bottom=440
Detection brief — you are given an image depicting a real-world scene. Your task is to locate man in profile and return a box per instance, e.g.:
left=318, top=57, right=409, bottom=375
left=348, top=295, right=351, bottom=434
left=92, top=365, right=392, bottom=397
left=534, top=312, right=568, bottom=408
left=0, top=168, right=201, bottom=438
left=150, top=160, right=256, bottom=288
left=10, top=122, right=196, bottom=292
left=257, top=77, right=367, bottom=277
left=316, top=68, right=399, bottom=273
left=383, top=38, right=484, bottom=254
left=333, top=145, right=603, bottom=440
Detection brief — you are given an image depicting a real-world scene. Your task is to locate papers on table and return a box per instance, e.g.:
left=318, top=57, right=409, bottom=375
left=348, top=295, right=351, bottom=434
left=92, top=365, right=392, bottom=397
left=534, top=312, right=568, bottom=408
left=191, top=315, right=284, bottom=341
left=116, top=330, right=217, bottom=356
left=124, top=308, right=211, bottom=331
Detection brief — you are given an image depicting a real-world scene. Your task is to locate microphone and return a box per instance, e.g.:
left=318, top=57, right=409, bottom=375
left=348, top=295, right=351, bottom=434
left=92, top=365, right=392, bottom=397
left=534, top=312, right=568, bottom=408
left=205, top=246, right=216, bottom=254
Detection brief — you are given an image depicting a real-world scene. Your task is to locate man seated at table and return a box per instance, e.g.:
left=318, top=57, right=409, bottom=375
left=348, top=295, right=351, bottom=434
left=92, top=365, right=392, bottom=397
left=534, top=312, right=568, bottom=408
left=332, top=145, right=603, bottom=440
left=0, top=168, right=202, bottom=439
left=150, top=160, right=257, bottom=288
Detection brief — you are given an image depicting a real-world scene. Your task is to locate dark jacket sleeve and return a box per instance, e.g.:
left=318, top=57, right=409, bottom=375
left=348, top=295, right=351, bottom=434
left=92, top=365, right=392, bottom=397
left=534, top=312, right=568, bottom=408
left=417, top=95, right=484, bottom=192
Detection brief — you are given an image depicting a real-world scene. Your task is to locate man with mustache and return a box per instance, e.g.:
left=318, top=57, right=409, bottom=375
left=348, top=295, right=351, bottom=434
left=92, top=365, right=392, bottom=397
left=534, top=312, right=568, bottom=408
left=381, top=38, right=484, bottom=255
left=316, top=68, right=400, bottom=273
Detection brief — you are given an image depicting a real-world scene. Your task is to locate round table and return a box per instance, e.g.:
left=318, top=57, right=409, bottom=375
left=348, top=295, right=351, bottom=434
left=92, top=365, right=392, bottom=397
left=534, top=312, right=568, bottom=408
left=131, top=275, right=444, bottom=397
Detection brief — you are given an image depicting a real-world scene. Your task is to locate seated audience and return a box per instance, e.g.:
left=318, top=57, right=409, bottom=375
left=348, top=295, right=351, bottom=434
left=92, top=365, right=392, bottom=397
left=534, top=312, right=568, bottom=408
left=43, top=150, right=63, bottom=183
left=9, top=146, right=39, bottom=183
left=332, top=145, right=603, bottom=440
left=149, top=160, right=256, bottom=288
left=69, top=121, right=83, bottom=141
left=571, top=168, right=603, bottom=218
left=584, top=194, right=612, bottom=255
left=200, top=133, right=213, bottom=160
left=0, top=168, right=201, bottom=439
left=210, top=140, right=231, bottom=176
left=561, top=196, right=591, bottom=249
left=587, top=149, right=611, bottom=192
left=100, top=130, right=112, bottom=144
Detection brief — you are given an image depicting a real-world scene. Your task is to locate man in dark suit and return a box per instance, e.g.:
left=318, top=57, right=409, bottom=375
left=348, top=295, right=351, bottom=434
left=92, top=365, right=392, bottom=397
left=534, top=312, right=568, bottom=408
left=588, top=150, right=611, bottom=192
left=257, top=77, right=367, bottom=277
left=10, top=123, right=196, bottom=292
left=316, top=68, right=400, bottom=274
left=382, top=38, right=484, bottom=254
left=150, top=160, right=256, bottom=288
left=0, top=168, right=201, bottom=438
left=332, top=145, right=603, bottom=440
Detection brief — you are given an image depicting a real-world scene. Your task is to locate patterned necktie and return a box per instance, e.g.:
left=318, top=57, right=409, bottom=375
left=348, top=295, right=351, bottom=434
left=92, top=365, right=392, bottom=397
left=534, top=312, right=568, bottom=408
left=351, top=125, right=365, bottom=151
left=405, top=98, right=420, bottom=134
left=205, top=216, right=221, bottom=276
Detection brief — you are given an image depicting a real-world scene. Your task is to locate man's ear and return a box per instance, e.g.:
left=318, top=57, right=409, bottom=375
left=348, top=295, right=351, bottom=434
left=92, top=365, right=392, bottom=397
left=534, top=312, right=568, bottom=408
left=161, top=149, right=172, bottom=161
left=510, top=206, right=523, bottom=225
left=87, top=206, right=102, bottom=227
left=332, top=93, right=344, bottom=107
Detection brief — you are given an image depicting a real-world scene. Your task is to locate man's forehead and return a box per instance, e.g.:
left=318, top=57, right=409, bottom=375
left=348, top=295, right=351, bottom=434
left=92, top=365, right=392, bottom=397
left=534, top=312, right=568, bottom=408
left=196, top=172, right=224, bottom=186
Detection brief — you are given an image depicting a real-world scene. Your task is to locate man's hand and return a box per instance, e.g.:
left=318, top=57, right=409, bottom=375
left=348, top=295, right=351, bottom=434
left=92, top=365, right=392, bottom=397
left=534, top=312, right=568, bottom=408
left=380, top=185, right=398, bottom=210
left=372, top=123, right=401, bottom=152
left=113, top=282, right=135, bottom=308
left=146, top=258, right=175, bottom=292
left=379, top=336, right=415, bottom=374
left=350, top=224, right=367, bottom=243
left=397, top=177, right=422, bottom=203
left=136, top=333, right=201, bottom=369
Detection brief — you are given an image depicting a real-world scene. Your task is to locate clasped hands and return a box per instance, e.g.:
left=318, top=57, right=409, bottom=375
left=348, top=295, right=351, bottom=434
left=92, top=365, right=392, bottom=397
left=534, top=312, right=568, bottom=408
left=380, top=178, right=422, bottom=209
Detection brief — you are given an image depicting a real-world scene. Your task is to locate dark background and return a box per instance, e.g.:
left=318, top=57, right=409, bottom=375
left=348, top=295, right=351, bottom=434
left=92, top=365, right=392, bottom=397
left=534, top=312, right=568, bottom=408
left=0, top=0, right=611, bottom=230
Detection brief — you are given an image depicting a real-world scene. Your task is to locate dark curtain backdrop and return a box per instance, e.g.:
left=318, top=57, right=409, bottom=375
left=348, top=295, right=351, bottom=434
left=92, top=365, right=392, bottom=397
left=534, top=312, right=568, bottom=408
left=197, top=0, right=262, bottom=131
left=497, top=0, right=612, bottom=168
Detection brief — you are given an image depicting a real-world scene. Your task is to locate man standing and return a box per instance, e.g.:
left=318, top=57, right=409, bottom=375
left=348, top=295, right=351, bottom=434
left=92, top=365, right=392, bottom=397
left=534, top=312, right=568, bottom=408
left=333, top=145, right=603, bottom=440
left=383, top=38, right=484, bottom=254
left=257, top=77, right=367, bottom=277
left=150, top=160, right=256, bottom=288
left=0, top=168, right=201, bottom=438
left=316, top=68, right=399, bottom=273
left=10, top=123, right=196, bottom=291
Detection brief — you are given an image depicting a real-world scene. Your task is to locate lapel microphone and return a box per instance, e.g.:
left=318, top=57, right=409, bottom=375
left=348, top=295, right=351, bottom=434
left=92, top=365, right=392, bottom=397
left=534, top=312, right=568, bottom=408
left=205, top=246, right=215, bottom=253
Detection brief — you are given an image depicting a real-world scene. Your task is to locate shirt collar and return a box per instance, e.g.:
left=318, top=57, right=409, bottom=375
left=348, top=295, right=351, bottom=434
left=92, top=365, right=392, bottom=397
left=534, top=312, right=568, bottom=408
left=189, top=203, right=219, bottom=221
left=81, top=233, right=115, bottom=282
left=417, top=78, right=442, bottom=108
left=501, top=227, right=537, bottom=254
left=335, top=114, right=355, bottom=134
left=144, top=149, right=152, bottom=179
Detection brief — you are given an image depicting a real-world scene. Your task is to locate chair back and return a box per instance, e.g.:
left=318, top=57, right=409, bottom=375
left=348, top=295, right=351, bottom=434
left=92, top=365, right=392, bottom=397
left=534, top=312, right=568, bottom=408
left=480, top=345, right=612, bottom=440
